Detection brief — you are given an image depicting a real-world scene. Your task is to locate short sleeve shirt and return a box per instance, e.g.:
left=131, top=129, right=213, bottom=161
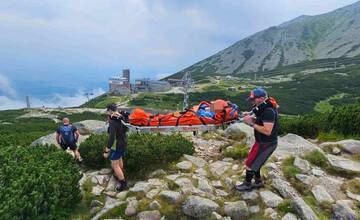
left=254, top=108, right=279, bottom=143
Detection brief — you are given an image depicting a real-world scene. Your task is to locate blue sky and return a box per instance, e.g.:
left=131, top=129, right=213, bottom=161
left=0, top=0, right=358, bottom=109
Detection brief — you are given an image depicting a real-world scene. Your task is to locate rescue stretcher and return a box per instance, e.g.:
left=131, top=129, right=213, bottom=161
left=123, top=99, right=243, bottom=133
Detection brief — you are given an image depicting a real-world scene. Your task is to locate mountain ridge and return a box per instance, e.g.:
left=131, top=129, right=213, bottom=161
left=168, top=1, right=360, bottom=79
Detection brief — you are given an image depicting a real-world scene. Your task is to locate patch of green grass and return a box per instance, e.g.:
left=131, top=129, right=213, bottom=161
left=223, top=142, right=249, bottom=160
left=276, top=199, right=296, bottom=216
left=303, top=195, right=331, bottom=220
left=100, top=202, right=131, bottom=220
left=282, top=156, right=301, bottom=179
left=341, top=179, right=360, bottom=194
left=304, top=150, right=328, bottom=169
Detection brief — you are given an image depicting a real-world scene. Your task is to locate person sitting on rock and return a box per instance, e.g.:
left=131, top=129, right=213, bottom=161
left=103, top=103, right=130, bottom=192
left=56, top=117, right=82, bottom=162
left=236, top=87, right=279, bottom=191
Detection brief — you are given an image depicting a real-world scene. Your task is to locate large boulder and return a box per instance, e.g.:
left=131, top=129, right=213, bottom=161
left=183, top=154, right=207, bottom=168
left=73, top=120, right=107, bottom=135
left=159, top=190, right=182, bottom=204
left=224, top=201, right=249, bottom=219
left=259, top=190, right=283, bottom=208
left=136, top=210, right=161, bottom=220
left=209, top=161, right=232, bottom=177
left=182, top=196, right=219, bottom=218
left=30, top=132, right=89, bottom=147
left=326, top=154, right=360, bottom=173
left=332, top=200, right=357, bottom=220
left=274, top=133, right=321, bottom=157
left=224, top=123, right=254, bottom=145
left=320, top=140, right=360, bottom=155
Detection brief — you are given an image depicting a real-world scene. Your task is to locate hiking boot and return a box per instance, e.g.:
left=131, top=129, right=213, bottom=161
left=115, top=180, right=127, bottom=192
left=235, top=181, right=252, bottom=191
left=253, top=180, right=264, bottom=189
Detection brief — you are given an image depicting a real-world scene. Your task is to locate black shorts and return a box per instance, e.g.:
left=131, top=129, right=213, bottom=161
left=60, top=142, right=78, bottom=151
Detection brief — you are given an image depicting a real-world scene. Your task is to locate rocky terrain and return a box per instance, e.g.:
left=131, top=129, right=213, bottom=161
left=32, top=121, right=360, bottom=219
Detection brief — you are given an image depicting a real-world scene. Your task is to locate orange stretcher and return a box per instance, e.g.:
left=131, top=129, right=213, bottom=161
left=124, top=100, right=241, bottom=133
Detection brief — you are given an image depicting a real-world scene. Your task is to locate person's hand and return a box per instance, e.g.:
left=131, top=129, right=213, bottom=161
left=103, top=148, right=110, bottom=158
left=243, top=115, right=255, bottom=126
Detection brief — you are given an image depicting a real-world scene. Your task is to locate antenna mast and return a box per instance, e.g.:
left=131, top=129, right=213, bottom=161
left=182, top=71, right=193, bottom=110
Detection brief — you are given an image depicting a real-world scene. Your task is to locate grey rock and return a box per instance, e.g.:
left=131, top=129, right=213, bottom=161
left=91, top=196, right=124, bottom=220
left=232, top=164, right=239, bottom=171
left=195, top=168, right=208, bottom=177
left=125, top=199, right=139, bottom=216
left=93, top=175, right=109, bottom=185
left=99, top=168, right=112, bottom=175
left=104, top=191, right=117, bottom=197
left=209, top=161, right=232, bottom=177
left=332, top=147, right=341, bottom=155
left=148, top=178, right=167, bottom=188
left=293, top=196, right=319, bottom=220
left=165, top=174, right=180, bottom=181
left=159, top=190, right=182, bottom=204
left=146, top=188, right=161, bottom=199
left=293, top=157, right=311, bottom=173
left=222, top=157, right=234, bottom=162
left=311, top=168, right=324, bottom=177
left=224, top=201, right=249, bottom=219
left=311, top=185, right=334, bottom=203
left=90, top=200, right=104, bottom=208
left=183, top=154, right=207, bottom=167
left=260, top=190, right=284, bottom=207
left=137, top=210, right=161, bottom=220
left=224, top=177, right=233, bottom=189
left=175, top=177, right=193, bottom=189
left=130, top=181, right=152, bottom=193
left=198, top=178, right=213, bottom=193
left=149, top=200, right=162, bottom=210
left=242, top=191, right=259, bottom=201
left=211, top=180, right=223, bottom=188
left=326, top=154, right=360, bottom=173
left=295, top=174, right=315, bottom=186
left=176, top=161, right=193, bottom=170
left=116, top=190, right=128, bottom=200
left=182, top=196, right=219, bottom=218
left=148, top=169, right=167, bottom=178
left=215, top=189, right=229, bottom=197
left=106, top=175, right=118, bottom=191
left=332, top=200, right=357, bottom=220
left=211, top=211, right=223, bottom=220
left=274, top=134, right=321, bottom=157
left=73, top=120, right=107, bottom=135
left=91, top=185, right=105, bottom=196
left=224, top=123, right=254, bottom=145
left=346, top=190, right=360, bottom=202
left=249, top=205, right=260, bottom=214
left=282, top=213, right=298, bottom=220
left=321, top=140, right=360, bottom=155
left=264, top=208, right=278, bottom=219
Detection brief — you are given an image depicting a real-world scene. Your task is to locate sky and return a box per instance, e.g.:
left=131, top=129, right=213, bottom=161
left=0, top=0, right=358, bottom=109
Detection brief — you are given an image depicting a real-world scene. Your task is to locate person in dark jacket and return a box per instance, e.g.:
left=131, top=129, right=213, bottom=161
left=103, top=103, right=129, bottom=192
left=56, top=117, right=82, bottom=162
left=236, top=88, right=279, bottom=191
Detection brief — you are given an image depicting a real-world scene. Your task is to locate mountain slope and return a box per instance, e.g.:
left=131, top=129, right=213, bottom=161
left=170, top=1, right=360, bottom=79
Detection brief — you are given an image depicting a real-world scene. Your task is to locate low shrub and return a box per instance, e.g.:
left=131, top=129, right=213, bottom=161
left=80, top=133, right=195, bottom=175
left=79, top=134, right=109, bottom=169
left=281, top=156, right=301, bottom=179
left=0, top=145, right=81, bottom=219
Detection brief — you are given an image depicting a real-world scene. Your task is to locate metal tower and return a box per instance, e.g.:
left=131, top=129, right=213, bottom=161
left=26, top=95, right=31, bottom=109
left=182, top=71, right=193, bottom=110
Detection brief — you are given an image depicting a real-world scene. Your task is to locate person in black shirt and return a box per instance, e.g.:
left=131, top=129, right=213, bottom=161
left=236, top=88, right=279, bottom=191
left=103, top=103, right=129, bottom=192
left=56, top=118, right=82, bottom=162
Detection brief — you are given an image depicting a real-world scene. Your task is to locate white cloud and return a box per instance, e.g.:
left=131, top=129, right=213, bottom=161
left=0, top=88, right=105, bottom=110
left=0, top=74, right=16, bottom=97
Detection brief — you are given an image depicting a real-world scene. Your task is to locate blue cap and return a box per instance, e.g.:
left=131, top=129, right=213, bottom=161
left=247, top=88, right=267, bottom=101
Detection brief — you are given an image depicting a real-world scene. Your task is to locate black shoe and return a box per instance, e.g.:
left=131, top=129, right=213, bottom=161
left=115, top=180, right=127, bottom=192
left=253, top=180, right=264, bottom=189
left=235, top=181, right=252, bottom=191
